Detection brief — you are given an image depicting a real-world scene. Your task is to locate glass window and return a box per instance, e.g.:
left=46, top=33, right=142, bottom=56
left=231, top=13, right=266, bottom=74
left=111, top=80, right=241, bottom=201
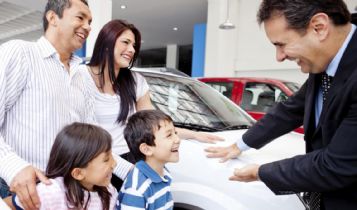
left=143, top=74, right=253, bottom=131
left=283, top=82, right=301, bottom=93
left=204, top=82, right=234, bottom=98
left=244, top=83, right=285, bottom=112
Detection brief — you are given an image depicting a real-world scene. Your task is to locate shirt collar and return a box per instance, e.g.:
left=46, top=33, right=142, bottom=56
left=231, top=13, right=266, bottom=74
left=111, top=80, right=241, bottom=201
left=136, top=160, right=172, bottom=184
left=36, top=36, right=83, bottom=65
left=325, top=24, right=356, bottom=77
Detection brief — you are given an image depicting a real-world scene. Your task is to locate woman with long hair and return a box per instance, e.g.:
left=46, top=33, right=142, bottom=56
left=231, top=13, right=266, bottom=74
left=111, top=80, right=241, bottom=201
left=79, top=19, right=223, bottom=189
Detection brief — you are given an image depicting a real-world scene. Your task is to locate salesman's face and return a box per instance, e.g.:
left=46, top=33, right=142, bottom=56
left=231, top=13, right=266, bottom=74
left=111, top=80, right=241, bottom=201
left=264, top=15, right=326, bottom=74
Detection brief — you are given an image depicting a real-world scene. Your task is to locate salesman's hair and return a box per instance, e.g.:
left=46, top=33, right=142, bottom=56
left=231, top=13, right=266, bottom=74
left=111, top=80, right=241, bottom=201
left=257, top=0, right=351, bottom=33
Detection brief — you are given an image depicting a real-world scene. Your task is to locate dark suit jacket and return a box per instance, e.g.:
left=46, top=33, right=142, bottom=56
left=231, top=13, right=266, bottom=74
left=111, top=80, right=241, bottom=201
left=242, top=29, right=357, bottom=209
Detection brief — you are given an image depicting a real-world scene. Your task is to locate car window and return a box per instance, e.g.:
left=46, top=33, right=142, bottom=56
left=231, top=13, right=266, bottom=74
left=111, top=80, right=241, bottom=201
left=203, top=82, right=233, bottom=98
left=283, top=82, right=301, bottom=93
left=142, top=74, right=254, bottom=131
left=244, top=83, right=287, bottom=112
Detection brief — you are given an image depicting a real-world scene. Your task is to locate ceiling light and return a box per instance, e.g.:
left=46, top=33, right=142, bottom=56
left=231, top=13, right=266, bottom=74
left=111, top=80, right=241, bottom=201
left=120, top=5, right=127, bottom=9
left=219, top=0, right=235, bottom=30
left=173, top=27, right=178, bottom=31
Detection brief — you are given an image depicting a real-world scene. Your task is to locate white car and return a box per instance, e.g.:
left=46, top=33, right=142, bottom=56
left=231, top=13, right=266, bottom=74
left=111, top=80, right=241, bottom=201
left=133, top=68, right=305, bottom=210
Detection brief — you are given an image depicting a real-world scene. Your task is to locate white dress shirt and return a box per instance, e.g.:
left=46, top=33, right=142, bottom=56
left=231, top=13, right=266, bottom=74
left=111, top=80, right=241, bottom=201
left=0, top=37, right=96, bottom=184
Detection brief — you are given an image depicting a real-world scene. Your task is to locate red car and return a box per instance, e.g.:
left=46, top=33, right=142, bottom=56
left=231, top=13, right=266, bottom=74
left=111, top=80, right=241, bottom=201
left=199, top=77, right=303, bottom=134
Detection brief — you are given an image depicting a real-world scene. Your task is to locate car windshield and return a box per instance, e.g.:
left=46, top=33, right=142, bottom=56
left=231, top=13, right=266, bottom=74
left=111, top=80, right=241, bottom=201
left=283, top=82, right=301, bottom=93
left=139, top=71, right=254, bottom=131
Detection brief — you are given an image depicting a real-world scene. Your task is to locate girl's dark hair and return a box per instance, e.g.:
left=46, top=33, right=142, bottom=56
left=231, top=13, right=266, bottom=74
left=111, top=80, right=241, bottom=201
left=46, top=122, right=112, bottom=210
left=88, top=19, right=141, bottom=125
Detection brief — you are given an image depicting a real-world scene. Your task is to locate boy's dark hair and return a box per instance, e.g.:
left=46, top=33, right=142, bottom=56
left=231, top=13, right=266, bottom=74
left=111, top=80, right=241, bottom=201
left=124, top=110, right=173, bottom=161
left=43, top=0, right=89, bottom=32
left=257, top=0, right=351, bottom=33
left=46, top=122, right=112, bottom=210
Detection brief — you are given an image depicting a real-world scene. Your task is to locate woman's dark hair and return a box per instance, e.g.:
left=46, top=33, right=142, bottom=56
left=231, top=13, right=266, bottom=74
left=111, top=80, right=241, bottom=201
left=124, top=110, right=173, bottom=161
left=257, top=0, right=351, bottom=33
left=46, top=122, right=112, bottom=210
left=88, top=19, right=141, bottom=125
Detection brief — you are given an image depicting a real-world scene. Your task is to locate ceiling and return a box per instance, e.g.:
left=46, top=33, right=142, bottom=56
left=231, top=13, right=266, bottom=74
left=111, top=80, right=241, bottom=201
left=0, top=0, right=208, bottom=50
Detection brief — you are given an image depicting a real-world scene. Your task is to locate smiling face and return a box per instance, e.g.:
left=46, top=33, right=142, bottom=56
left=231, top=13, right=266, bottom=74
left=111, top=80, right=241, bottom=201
left=77, top=151, right=116, bottom=191
left=147, top=120, right=180, bottom=167
left=114, top=29, right=136, bottom=69
left=264, top=15, right=328, bottom=74
left=53, top=0, right=92, bottom=52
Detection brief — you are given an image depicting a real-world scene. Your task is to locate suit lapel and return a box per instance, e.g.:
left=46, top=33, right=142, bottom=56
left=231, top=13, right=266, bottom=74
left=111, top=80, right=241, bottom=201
left=304, top=74, right=318, bottom=138
left=319, top=30, right=357, bottom=122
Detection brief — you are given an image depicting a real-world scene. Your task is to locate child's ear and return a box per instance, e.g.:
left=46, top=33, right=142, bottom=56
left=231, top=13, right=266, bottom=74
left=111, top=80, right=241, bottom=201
left=139, top=143, right=153, bottom=156
left=71, top=168, right=85, bottom=181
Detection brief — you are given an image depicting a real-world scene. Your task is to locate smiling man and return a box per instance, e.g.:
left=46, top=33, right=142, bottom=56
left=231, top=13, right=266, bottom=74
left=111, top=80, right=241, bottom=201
left=0, top=0, right=93, bottom=209
left=205, top=0, right=357, bottom=209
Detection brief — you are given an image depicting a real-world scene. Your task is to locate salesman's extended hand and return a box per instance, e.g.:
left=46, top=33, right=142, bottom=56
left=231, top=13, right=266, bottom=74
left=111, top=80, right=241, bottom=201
left=229, top=164, right=260, bottom=182
left=10, top=166, right=51, bottom=210
left=205, top=143, right=241, bottom=162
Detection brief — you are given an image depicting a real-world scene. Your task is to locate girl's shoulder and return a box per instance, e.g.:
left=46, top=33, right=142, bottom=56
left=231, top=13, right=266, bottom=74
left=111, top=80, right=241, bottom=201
left=37, top=177, right=66, bottom=195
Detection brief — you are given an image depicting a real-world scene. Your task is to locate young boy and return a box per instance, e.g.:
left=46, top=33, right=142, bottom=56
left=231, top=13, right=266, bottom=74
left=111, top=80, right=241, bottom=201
left=117, top=110, right=180, bottom=210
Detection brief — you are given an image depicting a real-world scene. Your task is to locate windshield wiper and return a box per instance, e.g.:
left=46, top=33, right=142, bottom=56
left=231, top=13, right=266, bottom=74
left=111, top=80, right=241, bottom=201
left=174, top=122, right=220, bottom=132
left=220, top=125, right=251, bottom=130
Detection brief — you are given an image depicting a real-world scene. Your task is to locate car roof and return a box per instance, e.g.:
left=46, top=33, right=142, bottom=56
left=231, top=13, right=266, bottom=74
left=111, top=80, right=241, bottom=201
left=132, top=67, right=189, bottom=77
left=198, top=76, right=296, bottom=84
left=132, top=67, right=191, bottom=79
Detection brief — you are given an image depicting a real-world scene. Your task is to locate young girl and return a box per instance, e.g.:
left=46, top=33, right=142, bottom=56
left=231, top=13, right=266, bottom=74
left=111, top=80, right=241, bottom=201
left=12, top=122, right=118, bottom=210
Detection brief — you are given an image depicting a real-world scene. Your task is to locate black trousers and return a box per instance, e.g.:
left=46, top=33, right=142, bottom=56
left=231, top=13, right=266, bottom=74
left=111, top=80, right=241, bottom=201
left=111, top=152, right=136, bottom=191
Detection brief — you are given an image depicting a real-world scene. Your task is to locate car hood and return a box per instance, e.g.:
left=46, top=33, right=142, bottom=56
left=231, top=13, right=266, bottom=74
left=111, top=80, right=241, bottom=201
left=167, top=129, right=305, bottom=210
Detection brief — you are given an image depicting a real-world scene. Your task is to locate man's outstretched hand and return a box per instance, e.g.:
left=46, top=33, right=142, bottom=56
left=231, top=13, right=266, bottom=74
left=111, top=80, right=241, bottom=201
left=205, top=143, right=241, bottom=162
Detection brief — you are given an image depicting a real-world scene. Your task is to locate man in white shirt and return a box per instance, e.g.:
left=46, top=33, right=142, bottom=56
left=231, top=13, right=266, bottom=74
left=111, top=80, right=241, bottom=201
left=0, top=0, right=92, bottom=209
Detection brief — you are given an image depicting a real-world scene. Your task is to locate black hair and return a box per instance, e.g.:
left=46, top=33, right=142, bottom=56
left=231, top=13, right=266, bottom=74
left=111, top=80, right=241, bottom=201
left=124, top=110, right=173, bottom=161
left=257, top=0, right=351, bottom=33
left=88, top=19, right=142, bottom=125
left=43, top=0, right=89, bottom=32
left=46, top=122, right=112, bottom=210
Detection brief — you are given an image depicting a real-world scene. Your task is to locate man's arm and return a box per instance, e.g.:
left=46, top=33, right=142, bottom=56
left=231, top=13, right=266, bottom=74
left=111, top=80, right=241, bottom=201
left=206, top=80, right=307, bottom=161
left=0, top=40, right=31, bottom=185
left=242, top=80, right=306, bottom=149
left=112, top=154, right=134, bottom=180
left=0, top=40, right=50, bottom=210
left=258, top=80, right=357, bottom=193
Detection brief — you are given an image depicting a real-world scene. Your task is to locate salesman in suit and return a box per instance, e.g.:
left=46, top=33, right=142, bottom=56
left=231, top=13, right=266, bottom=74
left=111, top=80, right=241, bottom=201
left=205, top=0, right=357, bottom=209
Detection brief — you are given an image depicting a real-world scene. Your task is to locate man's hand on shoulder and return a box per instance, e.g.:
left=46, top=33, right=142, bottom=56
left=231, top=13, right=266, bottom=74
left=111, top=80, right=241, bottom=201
left=205, top=143, right=242, bottom=162
left=10, top=166, right=51, bottom=210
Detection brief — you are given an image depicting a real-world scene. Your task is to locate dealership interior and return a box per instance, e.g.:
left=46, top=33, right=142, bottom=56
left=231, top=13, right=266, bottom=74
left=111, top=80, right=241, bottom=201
left=1, top=1, right=357, bottom=209
left=1, top=0, right=357, bottom=84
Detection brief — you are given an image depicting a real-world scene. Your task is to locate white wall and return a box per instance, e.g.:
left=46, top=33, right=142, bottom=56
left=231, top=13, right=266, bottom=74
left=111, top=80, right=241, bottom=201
left=86, top=0, right=112, bottom=58
left=205, top=0, right=357, bottom=84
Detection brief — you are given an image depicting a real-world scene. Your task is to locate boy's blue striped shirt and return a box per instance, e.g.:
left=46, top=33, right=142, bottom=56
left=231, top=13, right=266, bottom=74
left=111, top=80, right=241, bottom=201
left=117, top=160, right=174, bottom=210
